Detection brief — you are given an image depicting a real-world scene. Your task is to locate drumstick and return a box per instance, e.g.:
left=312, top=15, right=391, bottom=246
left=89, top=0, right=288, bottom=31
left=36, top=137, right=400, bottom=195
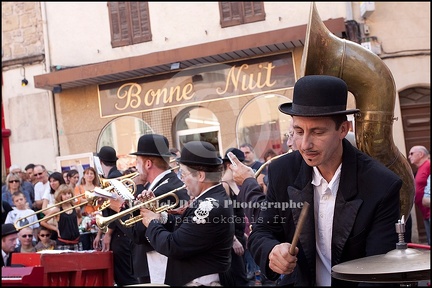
left=289, top=201, right=310, bottom=255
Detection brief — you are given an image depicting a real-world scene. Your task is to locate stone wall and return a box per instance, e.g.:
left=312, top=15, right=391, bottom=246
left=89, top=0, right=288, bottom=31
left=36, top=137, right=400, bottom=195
left=2, top=2, right=44, bottom=61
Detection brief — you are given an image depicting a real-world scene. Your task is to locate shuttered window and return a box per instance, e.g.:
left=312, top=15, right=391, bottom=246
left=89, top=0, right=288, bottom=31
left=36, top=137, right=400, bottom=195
left=219, top=2, right=265, bottom=28
left=108, top=2, right=152, bottom=48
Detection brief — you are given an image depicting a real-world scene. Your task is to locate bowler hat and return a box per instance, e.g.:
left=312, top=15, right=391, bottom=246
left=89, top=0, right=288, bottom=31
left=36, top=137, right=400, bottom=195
left=279, top=75, right=360, bottom=116
left=130, top=134, right=172, bottom=158
left=2, top=223, right=18, bottom=237
left=97, top=146, right=118, bottom=162
left=179, top=141, right=223, bottom=166
left=223, top=148, right=245, bottom=163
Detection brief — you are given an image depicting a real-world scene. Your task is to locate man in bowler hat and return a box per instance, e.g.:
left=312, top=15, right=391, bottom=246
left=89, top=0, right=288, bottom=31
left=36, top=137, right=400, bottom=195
left=97, top=146, right=123, bottom=179
left=2, top=223, right=19, bottom=267
left=108, top=134, right=189, bottom=284
left=228, top=75, right=402, bottom=286
left=138, top=141, right=235, bottom=286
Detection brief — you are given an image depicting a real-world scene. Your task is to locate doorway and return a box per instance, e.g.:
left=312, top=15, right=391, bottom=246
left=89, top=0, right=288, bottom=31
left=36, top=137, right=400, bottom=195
left=400, top=86, right=430, bottom=244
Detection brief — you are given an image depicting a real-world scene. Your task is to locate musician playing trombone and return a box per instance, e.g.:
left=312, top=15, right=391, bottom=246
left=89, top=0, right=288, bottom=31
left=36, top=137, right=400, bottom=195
left=137, top=141, right=235, bottom=286
left=228, top=75, right=402, bottom=286
left=107, top=134, right=189, bottom=284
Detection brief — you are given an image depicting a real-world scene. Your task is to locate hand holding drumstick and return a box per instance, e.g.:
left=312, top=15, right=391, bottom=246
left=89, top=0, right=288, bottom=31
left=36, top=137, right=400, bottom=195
left=268, top=202, right=310, bottom=275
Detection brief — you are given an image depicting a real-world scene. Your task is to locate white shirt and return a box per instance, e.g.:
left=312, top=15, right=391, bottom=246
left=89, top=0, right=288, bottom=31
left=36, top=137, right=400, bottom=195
left=2, top=250, right=9, bottom=266
left=312, top=164, right=341, bottom=286
left=42, top=189, right=55, bottom=205
left=145, top=169, right=172, bottom=284
left=34, top=181, right=50, bottom=202
left=5, top=207, right=40, bottom=230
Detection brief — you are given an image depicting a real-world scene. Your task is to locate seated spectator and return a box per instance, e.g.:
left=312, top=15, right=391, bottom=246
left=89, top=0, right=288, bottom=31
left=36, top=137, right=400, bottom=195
left=67, top=169, right=80, bottom=190
left=24, top=163, right=38, bottom=186
left=2, top=173, right=33, bottom=209
left=40, top=184, right=83, bottom=251
left=14, top=227, right=36, bottom=253
left=34, top=226, right=56, bottom=251
left=6, top=165, right=35, bottom=206
left=5, top=191, right=39, bottom=231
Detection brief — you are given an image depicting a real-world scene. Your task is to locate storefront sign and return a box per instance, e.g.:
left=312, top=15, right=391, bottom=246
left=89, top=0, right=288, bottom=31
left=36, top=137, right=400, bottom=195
left=98, top=53, right=294, bottom=118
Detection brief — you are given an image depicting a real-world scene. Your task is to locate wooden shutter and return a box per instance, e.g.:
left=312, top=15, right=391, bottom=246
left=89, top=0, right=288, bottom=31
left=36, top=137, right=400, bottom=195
left=243, top=2, right=265, bottom=24
left=219, top=2, right=265, bottom=28
left=108, top=2, right=152, bottom=48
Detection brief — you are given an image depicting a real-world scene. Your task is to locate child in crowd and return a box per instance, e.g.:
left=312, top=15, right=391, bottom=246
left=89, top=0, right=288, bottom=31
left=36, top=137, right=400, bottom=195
left=35, top=226, right=57, bottom=251
left=40, top=184, right=83, bottom=251
left=5, top=191, right=40, bottom=231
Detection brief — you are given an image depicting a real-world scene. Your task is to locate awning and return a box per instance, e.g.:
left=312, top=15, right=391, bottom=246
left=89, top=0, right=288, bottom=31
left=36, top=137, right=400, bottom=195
left=33, top=18, right=345, bottom=91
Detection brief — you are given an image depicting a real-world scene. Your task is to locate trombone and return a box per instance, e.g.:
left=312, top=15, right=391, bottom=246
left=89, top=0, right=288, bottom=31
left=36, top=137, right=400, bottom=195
left=13, top=191, right=101, bottom=231
left=95, top=184, right=186, bottom=230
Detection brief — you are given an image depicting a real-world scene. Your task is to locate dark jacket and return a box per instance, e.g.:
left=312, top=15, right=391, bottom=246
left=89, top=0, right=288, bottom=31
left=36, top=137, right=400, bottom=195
left=103, top=165, right=138, bottom=286
left=145, top=183, right=235, bottom=286
left=244, top=139, right=401, bottom=286
left=118, top=170, right=188, bottom=280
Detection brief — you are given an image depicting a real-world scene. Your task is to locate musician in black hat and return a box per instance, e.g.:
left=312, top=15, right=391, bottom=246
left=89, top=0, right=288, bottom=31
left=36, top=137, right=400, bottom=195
left=108, top=133, right=189, bottom=284
left=97, top=146, right=123, bottom=179
left=2, top=223, right=19, bottom=267
left=95, top=145, right=138, bottom=286
left=138, top=141, right=235, bottom=286
left=228, top=75, right=402, bottom=286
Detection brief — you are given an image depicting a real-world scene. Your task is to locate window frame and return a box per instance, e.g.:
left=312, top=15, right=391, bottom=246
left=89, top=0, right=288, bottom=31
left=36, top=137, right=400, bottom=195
left=219, top=2, right=266, bottom=28
left=108, top=2, right=152, bottom=48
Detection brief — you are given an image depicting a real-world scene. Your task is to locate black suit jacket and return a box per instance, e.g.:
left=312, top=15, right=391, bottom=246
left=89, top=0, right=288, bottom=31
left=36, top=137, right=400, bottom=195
left=145, top=183, right=235, bottom=286
left=244, top=139, right=402, bottom=286
left=1, top=251, right=14, bottom=267
left=117, top=170, right=189, bottom=280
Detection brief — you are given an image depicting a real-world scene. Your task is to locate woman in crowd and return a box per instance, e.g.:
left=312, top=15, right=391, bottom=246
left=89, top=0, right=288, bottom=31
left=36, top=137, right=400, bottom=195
left=74, top=167, right=101, bottom=215
left=2, top=173, right=32, bottom=208
left=42, top=172, right=66, bottom=241
left=67, top=169, right=80, bottom=190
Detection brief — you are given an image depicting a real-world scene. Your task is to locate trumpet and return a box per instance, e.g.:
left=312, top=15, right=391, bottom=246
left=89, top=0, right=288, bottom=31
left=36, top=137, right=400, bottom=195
left=95, top=184, right=186, bottom=230
left=254, top=152, right=289, bottom=178
left=98, top=172, right=138, bottom=211
left=13, top=191, right=101, bottom=231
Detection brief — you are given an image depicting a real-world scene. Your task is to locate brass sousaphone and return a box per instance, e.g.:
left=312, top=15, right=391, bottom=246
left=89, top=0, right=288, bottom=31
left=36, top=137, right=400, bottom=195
left=301, top=3, right=415, bottom=219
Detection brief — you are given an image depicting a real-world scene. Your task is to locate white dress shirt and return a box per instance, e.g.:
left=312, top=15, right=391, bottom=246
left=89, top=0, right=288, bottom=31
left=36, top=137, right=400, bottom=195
left=312, top=164, right=341, bottom=286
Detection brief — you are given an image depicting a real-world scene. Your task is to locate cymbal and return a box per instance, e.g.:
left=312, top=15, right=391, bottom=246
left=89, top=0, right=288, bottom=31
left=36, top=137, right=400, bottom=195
left=332, top=248, right=430, bottom=283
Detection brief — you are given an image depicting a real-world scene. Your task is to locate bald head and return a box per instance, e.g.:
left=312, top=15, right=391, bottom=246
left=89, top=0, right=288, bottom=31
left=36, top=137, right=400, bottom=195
left=408, top=145, right=430, bottom=168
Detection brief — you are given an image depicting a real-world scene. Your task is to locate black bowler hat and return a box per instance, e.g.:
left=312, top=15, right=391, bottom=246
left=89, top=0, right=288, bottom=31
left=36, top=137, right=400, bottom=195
left=97, top=146, right=118, bottom=162
left=279, top=75, right=360, bottom=116
left=223, top=147, right=245, bottom=163
left=2, top=223, right=18, bottom=237
left=130, top=134, right=172, bottom=158
left=179, top=141, right=223, bottom=166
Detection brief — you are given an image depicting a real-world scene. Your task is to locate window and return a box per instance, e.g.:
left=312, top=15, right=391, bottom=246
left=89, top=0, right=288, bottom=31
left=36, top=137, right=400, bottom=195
left=236, top=94, right=292, bottom=160
left=97, top=116, right=154, bottom=170
left=219, top=2, right=265, bottom=28
left=108, top=2, right=152, bottom=48
left=174, top=106, right=223, bottom=156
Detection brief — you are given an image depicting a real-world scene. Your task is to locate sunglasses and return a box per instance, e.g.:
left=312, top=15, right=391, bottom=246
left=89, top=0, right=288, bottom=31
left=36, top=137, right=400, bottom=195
left=39, top=234, right=51, bottom=237
left=9, top=180, right=20, bottom=183
left=34, top=172, right=44, bottom=177
left=21, top=234, right=33, bottom=238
